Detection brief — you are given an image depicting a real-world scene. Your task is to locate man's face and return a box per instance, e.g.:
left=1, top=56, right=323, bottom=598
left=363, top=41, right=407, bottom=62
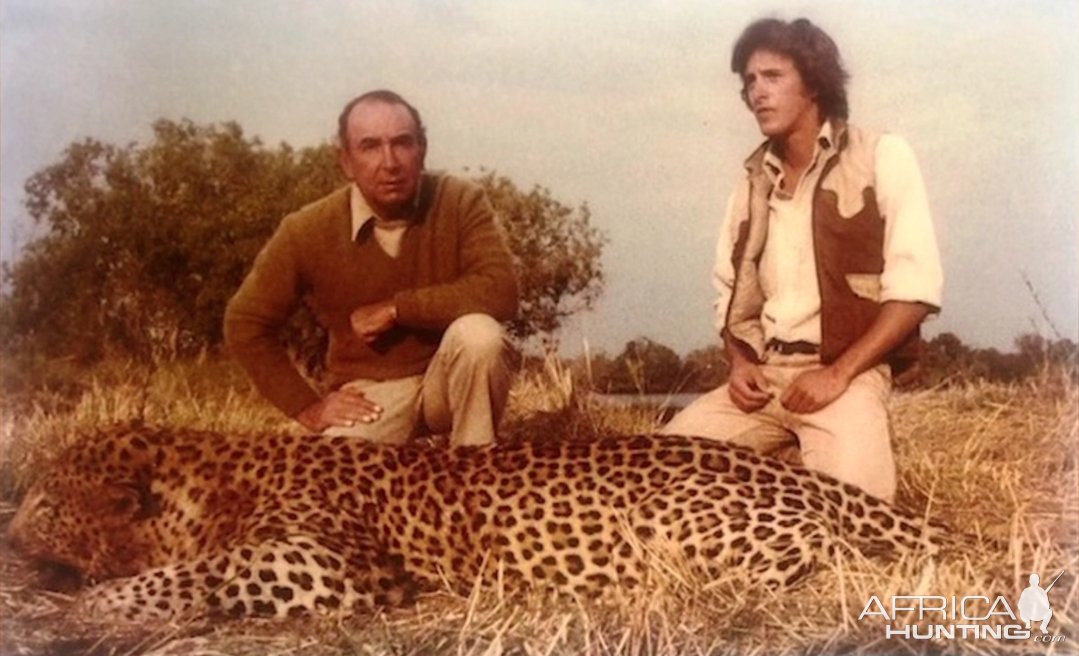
left=339, top=100, right=426, bottom=218
left=741, top=49, right=820, bottom=140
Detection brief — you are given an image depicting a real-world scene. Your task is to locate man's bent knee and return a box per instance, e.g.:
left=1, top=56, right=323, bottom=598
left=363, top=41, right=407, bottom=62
left=442, top=314, right=509, bottom=360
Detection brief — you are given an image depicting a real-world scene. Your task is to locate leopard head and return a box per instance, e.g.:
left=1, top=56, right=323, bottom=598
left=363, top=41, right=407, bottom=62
left=8, top=430, right=160, bottom=579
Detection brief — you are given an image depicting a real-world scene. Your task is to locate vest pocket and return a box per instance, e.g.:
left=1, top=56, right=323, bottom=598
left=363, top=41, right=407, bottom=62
left=845, top=273, right=882, bottom=302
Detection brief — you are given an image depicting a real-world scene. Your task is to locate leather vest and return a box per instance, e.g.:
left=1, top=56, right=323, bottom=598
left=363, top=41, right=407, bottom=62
left=722, top=122, right=921, bottom=380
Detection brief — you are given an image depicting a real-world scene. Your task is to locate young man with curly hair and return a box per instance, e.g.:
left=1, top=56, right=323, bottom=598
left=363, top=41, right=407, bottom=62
left=663, top=18, right=943, bottom=502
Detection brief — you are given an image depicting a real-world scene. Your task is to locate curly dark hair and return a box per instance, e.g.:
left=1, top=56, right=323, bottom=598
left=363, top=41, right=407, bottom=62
left=731, top=18, right=849, bottom=121
left=336, top=89, right=427, bottom=148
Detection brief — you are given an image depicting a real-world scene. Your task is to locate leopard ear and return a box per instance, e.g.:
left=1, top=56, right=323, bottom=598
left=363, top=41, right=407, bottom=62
left=100, top=484, right=139, bottom=517
left=100, top=482, right=155, bottom=520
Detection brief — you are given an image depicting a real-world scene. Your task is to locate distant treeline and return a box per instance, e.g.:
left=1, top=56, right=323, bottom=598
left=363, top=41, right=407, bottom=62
left=559, top=333, right=1079, bottom=395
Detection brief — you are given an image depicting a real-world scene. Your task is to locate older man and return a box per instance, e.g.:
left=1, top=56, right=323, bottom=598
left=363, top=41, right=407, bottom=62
left=225, top=90, right=519, bottom=446
left=662, top=19, right=943, bottom=502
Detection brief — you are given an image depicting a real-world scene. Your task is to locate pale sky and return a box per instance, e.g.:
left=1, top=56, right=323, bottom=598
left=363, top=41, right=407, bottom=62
left=2, top=0, right=1077, bottom=356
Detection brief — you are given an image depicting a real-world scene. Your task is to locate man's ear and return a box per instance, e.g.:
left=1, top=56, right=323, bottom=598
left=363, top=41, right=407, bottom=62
left=338, top=146, right=354, bottom=181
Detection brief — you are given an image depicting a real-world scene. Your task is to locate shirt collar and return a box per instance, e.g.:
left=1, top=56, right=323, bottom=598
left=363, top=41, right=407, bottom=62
left=349, top=184, right=419, bottom=240
left=349, top=184, right=376, bottom=240
left=761, top=121, right=836, bottom=182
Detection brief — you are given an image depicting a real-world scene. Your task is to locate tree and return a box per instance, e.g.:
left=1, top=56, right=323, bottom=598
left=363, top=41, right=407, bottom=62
left=2, top=120, right=337, bottom=361
left=921, top=332, right=975, bottom=386
left=682, top=344, right=730, bottom=392
left=473, top=170, right=606, bottom=340
left=920, top=331, right=1077, bottom=386
left=1, top=120, right=606, bottom=364
left=595, top=337, right=687, bottom=394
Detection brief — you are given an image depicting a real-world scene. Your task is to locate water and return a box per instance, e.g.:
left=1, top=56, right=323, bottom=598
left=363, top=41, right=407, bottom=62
left=591, top=392, right=700, bottom=410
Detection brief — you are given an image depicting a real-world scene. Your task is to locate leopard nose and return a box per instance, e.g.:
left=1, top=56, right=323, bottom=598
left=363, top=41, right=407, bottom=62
left=5, top=499, right=40, bottom=555
left=5, top=511, right=26, bottom=552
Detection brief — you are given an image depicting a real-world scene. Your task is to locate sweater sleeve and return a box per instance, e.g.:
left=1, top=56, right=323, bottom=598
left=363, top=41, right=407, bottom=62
left=223, top=215, right=322, bottom=417
left=393, top=181, right=519, bottom=330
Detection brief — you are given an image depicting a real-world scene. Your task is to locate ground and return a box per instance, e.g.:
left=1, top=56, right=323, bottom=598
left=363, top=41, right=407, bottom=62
left=0, top=359, right=1075, bottom=655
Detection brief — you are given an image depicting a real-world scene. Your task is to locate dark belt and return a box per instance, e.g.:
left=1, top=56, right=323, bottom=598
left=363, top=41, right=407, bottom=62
left=765, top=339, right=820, bottom=356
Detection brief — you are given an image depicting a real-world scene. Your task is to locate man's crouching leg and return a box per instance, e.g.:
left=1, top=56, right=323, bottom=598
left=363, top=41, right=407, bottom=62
left=421, top=314, right=516, bottom=446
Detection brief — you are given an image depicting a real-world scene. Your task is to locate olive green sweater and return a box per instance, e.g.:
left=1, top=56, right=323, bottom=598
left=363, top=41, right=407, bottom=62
left=224, top=173, right=519, bottom=417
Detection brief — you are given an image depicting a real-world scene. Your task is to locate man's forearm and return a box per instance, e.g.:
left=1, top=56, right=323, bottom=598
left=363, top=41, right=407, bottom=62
left=829, top=301, right=930, bottom=382
left=723, top=333, right=759, bottom=367
left=224, top=305, right=321, bottom=417
left=394, top=183, right=519, bottom=330
left=778, top=301, right=929, bottom=414
left=394, top=268, right=518, bottom=330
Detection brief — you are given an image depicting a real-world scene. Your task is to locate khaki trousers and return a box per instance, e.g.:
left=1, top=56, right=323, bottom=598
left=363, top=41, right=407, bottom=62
left=325, top=314, right=515, bottom=446
left=660, top=356, right=896, bottom=502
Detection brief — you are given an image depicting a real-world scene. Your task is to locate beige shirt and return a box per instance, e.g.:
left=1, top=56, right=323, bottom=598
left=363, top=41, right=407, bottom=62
left=756, top=124, right=834, bottom=345
left=349, top=184, right=409, bottom=258
left=713, top=124, right=943, bottom=345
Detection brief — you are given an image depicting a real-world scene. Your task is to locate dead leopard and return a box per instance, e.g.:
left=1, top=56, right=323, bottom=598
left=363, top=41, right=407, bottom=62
left=8, top=426, right=952, bottom=623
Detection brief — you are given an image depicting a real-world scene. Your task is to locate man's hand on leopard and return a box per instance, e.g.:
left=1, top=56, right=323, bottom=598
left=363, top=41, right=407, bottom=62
left=296, top=388, right=384, bottom=432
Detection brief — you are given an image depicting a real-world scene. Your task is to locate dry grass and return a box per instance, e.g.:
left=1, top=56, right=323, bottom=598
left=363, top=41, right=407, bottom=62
left=1, top=358, right=1076, bottom=655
